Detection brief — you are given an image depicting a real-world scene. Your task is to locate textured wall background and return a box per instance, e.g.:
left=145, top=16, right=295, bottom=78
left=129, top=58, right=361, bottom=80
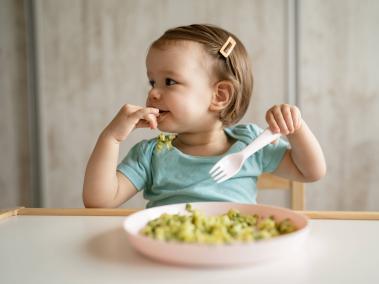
left=1, top=0, right=378, bottom=210
left=0, top=0, right=31, bottom=207
left=300, top=0, right=379, bottom=210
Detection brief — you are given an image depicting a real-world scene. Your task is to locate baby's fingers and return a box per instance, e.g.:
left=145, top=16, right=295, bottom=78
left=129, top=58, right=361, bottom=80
left=143, top=114, right=158, bottom=129
left=266, top=104, right=302, bottom=135
left=291, top=106, right=302, bottom=130
left=266, top=111, right=281, bottom=133
left=134, top=108, right=159, bottom=129
left=267, top=105, right=289, bottom=134
left=281, top=104, right=294, bottom=134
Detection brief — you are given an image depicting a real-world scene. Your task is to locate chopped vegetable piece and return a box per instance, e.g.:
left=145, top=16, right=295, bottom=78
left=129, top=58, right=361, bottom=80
left=156, top=133, right=176, bottom=153
left=140, top=204, right=297, bottom=244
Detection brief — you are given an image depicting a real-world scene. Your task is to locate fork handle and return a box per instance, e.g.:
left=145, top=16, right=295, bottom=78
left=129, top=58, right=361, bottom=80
left=241, top=128, right=281, bottom=158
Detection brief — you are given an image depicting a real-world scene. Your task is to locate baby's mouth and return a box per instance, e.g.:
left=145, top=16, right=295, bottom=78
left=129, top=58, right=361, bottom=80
left=158, top=109, right=169, bottom=121
left=159, top=109, right=169, bottom=115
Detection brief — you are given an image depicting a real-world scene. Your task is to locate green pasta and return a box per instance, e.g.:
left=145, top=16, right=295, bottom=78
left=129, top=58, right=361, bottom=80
left=140, top=204, right=297, bottom=244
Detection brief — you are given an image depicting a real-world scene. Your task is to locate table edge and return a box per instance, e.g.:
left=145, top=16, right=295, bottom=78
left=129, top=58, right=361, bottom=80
left=1, top=208, right=379, bottom=220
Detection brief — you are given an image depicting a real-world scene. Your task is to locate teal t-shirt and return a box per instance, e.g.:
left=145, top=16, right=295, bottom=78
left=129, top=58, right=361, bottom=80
left=117, top=124, right=289, bottom=208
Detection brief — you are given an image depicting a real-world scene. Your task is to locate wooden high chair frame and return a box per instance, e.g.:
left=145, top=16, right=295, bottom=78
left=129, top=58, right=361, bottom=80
left=257, top=173, right=305, bottom=210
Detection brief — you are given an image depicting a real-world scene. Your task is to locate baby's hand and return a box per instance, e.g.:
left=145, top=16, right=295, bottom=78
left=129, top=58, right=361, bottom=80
left=104, top=104, right=159, bottom=143
left=265, top=104, right=302, bottom=135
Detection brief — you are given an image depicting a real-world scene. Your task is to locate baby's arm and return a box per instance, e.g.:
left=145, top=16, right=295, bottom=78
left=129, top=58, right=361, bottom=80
left=83, top=105, right=159, bottom=208
left=266, top=104, right=326, bottom=182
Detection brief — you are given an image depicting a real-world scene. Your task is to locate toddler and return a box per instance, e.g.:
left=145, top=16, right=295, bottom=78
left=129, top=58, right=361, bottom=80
left=83, top=24, right=326, bottom=208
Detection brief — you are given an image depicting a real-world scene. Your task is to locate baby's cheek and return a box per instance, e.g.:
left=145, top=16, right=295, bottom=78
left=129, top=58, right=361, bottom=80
left=175, top=101, right=192, bottom=115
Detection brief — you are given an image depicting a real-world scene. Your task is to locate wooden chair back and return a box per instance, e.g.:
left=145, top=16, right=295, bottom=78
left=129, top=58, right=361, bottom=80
left=257, top=173, right=305, bottom=210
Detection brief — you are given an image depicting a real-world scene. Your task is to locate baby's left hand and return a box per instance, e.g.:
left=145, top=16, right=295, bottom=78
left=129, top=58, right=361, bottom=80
left=265, top=104, right=302, bottom=135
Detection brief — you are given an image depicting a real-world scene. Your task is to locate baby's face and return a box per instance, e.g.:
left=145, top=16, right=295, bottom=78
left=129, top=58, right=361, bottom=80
left=146, top=41, right=217, bottom=133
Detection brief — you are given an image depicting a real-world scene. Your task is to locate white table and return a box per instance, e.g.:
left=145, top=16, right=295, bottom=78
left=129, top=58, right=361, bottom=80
left=1, top=208, right=379, bottom=284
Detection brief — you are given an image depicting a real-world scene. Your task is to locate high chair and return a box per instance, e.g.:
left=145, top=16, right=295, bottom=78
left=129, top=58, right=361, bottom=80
left=257, top=173, right=305, bottom=210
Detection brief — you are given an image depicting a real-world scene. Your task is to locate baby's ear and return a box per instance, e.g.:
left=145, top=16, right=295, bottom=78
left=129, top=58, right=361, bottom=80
left=209, top=81, right=234, bottom=112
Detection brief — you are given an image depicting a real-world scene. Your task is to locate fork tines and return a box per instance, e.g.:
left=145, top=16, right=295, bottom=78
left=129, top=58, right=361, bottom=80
left=209, top=165, right=226, bottom=183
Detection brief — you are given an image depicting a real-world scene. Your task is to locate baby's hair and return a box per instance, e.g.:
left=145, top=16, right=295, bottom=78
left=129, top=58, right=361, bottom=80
left=150, top=24, right=253, bottom=126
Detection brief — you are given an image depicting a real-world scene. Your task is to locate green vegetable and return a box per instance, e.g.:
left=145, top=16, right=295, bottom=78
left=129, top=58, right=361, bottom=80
left=140, top=204, right=297, bottom=244
left=156, top=133, right=176, bottom=153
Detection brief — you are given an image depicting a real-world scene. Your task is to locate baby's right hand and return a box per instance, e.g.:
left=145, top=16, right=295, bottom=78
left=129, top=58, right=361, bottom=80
left=103, top=104, right=160, bottom=143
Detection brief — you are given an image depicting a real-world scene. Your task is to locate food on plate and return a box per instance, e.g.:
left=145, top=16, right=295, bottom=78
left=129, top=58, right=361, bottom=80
left=140, top=204, right=297, bottom=244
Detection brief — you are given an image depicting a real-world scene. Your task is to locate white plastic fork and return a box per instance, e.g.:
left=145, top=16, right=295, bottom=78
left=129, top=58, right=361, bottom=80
left=209, top=128, right=281, bottom=183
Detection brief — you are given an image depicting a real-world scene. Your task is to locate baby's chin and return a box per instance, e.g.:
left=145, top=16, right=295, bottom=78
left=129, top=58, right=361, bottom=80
left=156, top=125, right=171, bottom=133
left=156, top=124, right=177, bottom=134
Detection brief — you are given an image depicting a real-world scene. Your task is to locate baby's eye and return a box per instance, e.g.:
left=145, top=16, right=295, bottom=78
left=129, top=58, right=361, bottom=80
left=149, top=80, right=155, bottom=87
left=165, top=78, right=177, bottom=86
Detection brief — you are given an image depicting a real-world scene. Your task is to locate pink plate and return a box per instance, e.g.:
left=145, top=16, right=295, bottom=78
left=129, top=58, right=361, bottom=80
left=123, top=202, right=309, bottom=266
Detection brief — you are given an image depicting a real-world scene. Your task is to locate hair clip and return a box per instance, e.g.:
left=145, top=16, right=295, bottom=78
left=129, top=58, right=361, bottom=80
left=219, top=36, right=236, bottom=58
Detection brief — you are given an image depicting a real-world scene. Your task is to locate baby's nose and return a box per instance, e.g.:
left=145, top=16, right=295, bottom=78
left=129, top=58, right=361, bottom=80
left=148, top=88, right=161, bottom=100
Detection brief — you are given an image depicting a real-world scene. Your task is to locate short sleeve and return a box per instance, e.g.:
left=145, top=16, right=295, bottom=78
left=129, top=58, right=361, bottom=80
left=117, top=140, right=154, bottom=191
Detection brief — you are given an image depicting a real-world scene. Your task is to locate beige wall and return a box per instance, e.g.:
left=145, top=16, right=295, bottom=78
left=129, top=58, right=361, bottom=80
left=0, top=0, right=31, bottom=207
left=1, top=0, right=378, bottom=210
left=300, top=0, right=379, bottom=210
